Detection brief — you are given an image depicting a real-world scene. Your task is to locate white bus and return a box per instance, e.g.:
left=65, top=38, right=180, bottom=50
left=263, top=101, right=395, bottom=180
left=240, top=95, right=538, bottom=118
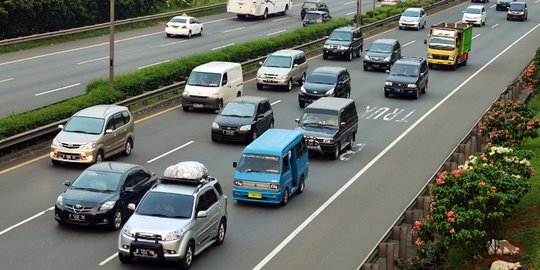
left=227, top=0, right=291, bottom=19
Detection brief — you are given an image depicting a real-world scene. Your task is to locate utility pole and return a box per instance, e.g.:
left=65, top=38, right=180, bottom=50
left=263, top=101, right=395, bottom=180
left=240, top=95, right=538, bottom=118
left=356, top=0, right=362, bottom=27
left=109, top=0, right=115, bottom=89
left=373, top=0, right=376, bottom=12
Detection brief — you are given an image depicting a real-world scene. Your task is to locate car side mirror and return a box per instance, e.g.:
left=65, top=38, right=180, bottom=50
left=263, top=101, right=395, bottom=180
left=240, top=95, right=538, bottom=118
left=196, top=210, right=208, bottom=218
left=293, top=64, right=299, bottom=68
left=341, top=122, right=346, bottom=127
left=259, top=61, right=263, bottom=65
left=424, top=39, right=427, bottom=45
left=215, top=109, right=221, bottom=114
left=63, top=180, right=71, bottom=187
left=295, top=118, right=300, bottom=123
left=58, top=124, right=64, bottom=130
left=420, top=72, right=425, bottom=76
left=233, top=162, right=237, bottom=168
left=124, top=187, right=135, bottom=193
left=105, top=129, right=113, bottom=134
left=128, top=203, right=136, bottom=211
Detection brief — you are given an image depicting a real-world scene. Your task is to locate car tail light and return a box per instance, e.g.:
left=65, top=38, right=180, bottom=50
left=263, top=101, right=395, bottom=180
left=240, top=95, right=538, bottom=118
left=181, top=25, right=187, bottom=29
left=318, top=18, right=323, bottom=23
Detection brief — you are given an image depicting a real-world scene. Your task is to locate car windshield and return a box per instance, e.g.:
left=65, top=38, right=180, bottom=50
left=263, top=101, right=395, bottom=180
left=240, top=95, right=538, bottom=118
left=187, top=71, right=221, bottom=87
left=402, top=10, right=420, bottom=17
left=220, top=102, right=256, bottom=117
left=136, top=192, right=194, bottom=219
left=305, top=13, right=322, bottom=20
left=237, top=154, right=280, bottom=174
left=71, top=170, right=121, bottom=192
left=64, top=116, right=104, bottom=135
left=328, top=31, right=352, bottom=41
left=263, top=55, right=292, bottom=68
left=303, top=2, right=317, bottom=8
left=170, top=18, right=187, bottom=23
left=307, top=73, right=337, bottom=85
left=428, top=36, right=455, bottom=50
left=390, top=63, right=420, bottom=77
left=509, top=4, right=525, bottom=10
left=300, top=111, right=339, bottom=129
left=465, top=8, right=481, bottom=14
left=369, top=43, right=392, bottom=53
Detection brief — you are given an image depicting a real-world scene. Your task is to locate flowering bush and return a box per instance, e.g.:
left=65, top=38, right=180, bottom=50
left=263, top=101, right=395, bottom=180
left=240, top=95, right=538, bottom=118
left=521, top=63, right=536, bottom=95
left=478, top=100, right=540, bottom=147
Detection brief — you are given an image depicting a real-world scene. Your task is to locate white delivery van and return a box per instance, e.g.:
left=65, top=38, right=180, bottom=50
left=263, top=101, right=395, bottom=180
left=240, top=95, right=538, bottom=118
left=182, top=62, right=244, bottom=112
left=227, top=0, right=291, bottom=19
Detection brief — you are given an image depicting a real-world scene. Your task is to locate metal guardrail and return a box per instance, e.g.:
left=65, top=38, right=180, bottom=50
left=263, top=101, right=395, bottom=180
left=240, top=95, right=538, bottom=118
left=0, top=3, right=227, bottom=46
left=0, top=0, right=465, bottom=154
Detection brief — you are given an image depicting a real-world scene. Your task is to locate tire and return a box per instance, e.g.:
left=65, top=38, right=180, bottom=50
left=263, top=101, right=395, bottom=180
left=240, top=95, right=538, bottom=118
left=417, top=24, right=421, bottom=31
left=286, top=79, right=293, bottom=91
left=399, top=26, right=403, bottom=30
left=199, top=27, right=203, bottom=35
left=211, top=136, right=217, bottom=142
left=345, top=89, right=351, bottom=98
left=52, top=159, right=61, bottom=166
left=281, top=188, right=289, bottom=206
left=323, top=53, right=328, bottom=60
left=187, top=31, right=192, bottom=39
left=428, top=63, right=433, bottom=69
left=237, top=14, right=246, bottom=20
left=384, top=91, right=390, bottom=98
left=182, top=106, right=189, bottom=112
left=299, top=100, right=305, bottom=108
left=118, top=252, right=133, bottom=264
left=270, top=120, right=274, bottom=128
left=363, top=64, right=368, bottom=71
left=217, top=99, right=224, bottom=111
left=237, top=91, right=242, bottom=97
left=179, top=242, right=194, bottom=270
left=281, top=5, right=288, bottom=15
left=256, top=83, right=263, bottom=90
left=95, top=150, right=104, bottom=164
left=422, top=21, right=426, bottom=29
left=331, top=144, right=340, bottom=160
left=251, top=129, right=258, bottom=142
left=298, top=73, right=306, bottom=86
left=122, top=139, right=133, bottom=156
left=215, top=219, right=226, bottom=245
left=414, top=89, right=420, bottom=99
left=166, top=33, right=172, bottom=38
left=346, top=133, right=354, bottom=150
left=109, top=208, right=123, bottom=231
left=452, top=61, right=458, bottom=70
left=507, top=16, right=510, bottom=21
left=297, top=176, right=305, bottom=194
left=422, top=82, right=427, bottom=94
left=56, top=218, right=66, bottom=225
left=347, top=50, right=353, bottom=61
left=496, top=6, right=499, bottom=11
left=261, top=9, right=268, bottom=20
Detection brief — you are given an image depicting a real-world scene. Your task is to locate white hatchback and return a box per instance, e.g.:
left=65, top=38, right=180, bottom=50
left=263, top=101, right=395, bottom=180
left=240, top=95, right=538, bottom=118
left=462, top=5, right=486, bottom=26
left=165, top=15, right=203, bottom=38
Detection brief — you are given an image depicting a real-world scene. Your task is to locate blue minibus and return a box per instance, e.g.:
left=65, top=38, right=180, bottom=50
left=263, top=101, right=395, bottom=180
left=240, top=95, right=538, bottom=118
left=232, top=129, right=309, bottom=205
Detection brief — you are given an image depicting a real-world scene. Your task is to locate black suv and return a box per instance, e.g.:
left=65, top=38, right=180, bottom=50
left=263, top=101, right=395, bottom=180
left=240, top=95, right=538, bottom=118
left=299, top=67, right=351, bottom=108
left=496, top=0, right=513, bottom=11
left=507, top=2, right=527, bottom=21
left=301, top=0, right=330, bottom=19
left=323, top=26, right=364, bottom=61
left=364, top=39, right=401, bottom=71
left=384, top=57, right=429, bottom=99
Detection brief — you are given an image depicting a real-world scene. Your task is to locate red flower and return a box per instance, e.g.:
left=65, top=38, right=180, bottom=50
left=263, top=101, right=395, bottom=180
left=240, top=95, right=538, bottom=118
left=415, top=237, right=424, bottom=246
left=491, top=186, right=497, bottom=192
left=479, top=181, right=486, bottom=186
left=450, top=228, right=455, bottom=234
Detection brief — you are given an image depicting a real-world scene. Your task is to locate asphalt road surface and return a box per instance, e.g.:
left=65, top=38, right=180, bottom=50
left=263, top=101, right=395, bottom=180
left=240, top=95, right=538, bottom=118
left=0, top=1, right=539, bottom=270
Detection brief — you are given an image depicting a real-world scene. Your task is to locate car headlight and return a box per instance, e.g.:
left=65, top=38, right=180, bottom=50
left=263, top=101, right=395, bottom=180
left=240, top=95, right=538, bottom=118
left=300, top=85, right=306, bottom=93
left=322, top=138, right=334, bottom=144
left=385, top=82, right=393, bottom=86
left=364, top=55, right=371, bottom=60
left=51, top=138, right=60, bottom=148
left=407, top=84, right=417, bottom=88
left=56, top=195, right=63, bottom=206
left=164, top=229, right=184, bottom=241
left=182, top=90, right=189, bottom=97
left=256, top=73, right=263, bottom=78
left=323, top=44, right=331, bottom=49
left=80, top=141, right=96, bottom=150
left=325, top=88, right=335, bottom=95
left=448, top=55, right=455, bottom=60
left=122, top=225, right=135, bottom=237
left=338, top=46, right=349, bottom=50
left=212, top=122, right=219, bottom=129
left=270, top=184, right=280, bottom=190
left=239, top=125, right=251, bottom=131
left=99, top=201, right=115, bottom=211
left=234, top=180, right=243, bottom=186
left=383, top=57, right=391, bottom=62
left=276, top=74, right=287, bottom=80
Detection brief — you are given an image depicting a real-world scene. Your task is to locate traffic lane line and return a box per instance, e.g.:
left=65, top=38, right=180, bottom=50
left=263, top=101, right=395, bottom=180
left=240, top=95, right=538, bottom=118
left=160, top=39, right=189, bottom=47
left=146, top=140, right=194, bottom=163
left=346, top=11, right=356, bottom=15
left=211, top=43, right=235, bottom=50
left=77, top=56, right=108, bottom=65
left=271, top=100, right=282, bottom=106
left=0, top=207, right=54, bottom=236
left=223, top=27, right=245, bottom=33
left=98, top=253, right=118, bottom=266
left=472, top=34, right=481, bottom=39
left=402, top=40, right=416, bottom=47
left=253, top=22, right=540, bottom=270
left=268, top=30, right=287, bottom=36
left=137, top=60, right=170, bottom=70
left=491, top=23, right=500, bottom=28
left=490, top=4, right=496, bottom=8
left=35, top=83, right=81, bottom=96
left=0, top=78, right=14, bottom=83
left=272, top=18, right=289, bottom=22
left=344, top=1, right=355, bottom=5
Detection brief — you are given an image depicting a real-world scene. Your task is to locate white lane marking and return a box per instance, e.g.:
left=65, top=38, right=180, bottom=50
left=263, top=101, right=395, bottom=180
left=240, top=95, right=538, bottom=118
left=272, top=18, right=289, bottom=22
left=77, top=56, right=108, bottom=65
left=472, top=34, right=481, bottom=39
left=223, top=27, right=245, bottom=33
left=403, top=40, right=416, bottom=47
left=160, top=40, right=188, bottom=47
left=147, top=141, right=194, bottom=163
left=0, top=207, right=54, bottom=236
left=491, top=23, right=500, bottom=28
left=137, top=60, right=170, bottom=70
left=35, top=83, right=81, bottom=96
left=271, top=100, right=281, bottom=106
left=254, top=22, right=540, bottom=270
left=347, top=11, right=357, bottom=15
left=268, top=30, right=287, bottom=36
left=0, top=78, right=14, bottom=83
left=344, top=1, right=355, bottom=5
left=211, top=43, right=235, bottom=51
left=490, top=4, right=496, bottom=8
left=98, top=253, right=118, bottom=266
left=205, top=16, right=236, bottom=24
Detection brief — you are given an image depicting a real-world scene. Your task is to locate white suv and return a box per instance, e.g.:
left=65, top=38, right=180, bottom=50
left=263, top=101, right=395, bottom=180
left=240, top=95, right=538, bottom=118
left=118, top=161, right=227, bottom=269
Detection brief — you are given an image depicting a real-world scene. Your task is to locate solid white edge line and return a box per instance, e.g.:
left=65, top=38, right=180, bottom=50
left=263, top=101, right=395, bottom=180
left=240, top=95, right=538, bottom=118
left=271, top=100, right=281, bottom=106
left=160, top=40, right=189, bottom=47
left=147, top=141, right=194, bottom=163
left=491, top=23, right=500, bottom=28
left=35, top=83, right=81, bottom=96
left=98, top=253, right=118, bottom=266
left=267, top=30, right=287, bottom=36
left=0, top=207, right=54, bottom=236
left=403, top=40, right=416, bottom=47
left=254, top=22, right=540, bottom=270
left=0, top=78, right=14, bottom=83
left=211, top=43, right=235, bottom=51
left=77, top=56, right=108, bottom=65
left=472, top=34, right=481, bottom=39
left=223, top=27, right=246, bottom=33
left=137, top=60, right=170, bottom=70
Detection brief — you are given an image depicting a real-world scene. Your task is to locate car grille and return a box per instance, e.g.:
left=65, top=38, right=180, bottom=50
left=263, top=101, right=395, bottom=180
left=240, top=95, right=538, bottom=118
left=370, top=57, right=385, bottom=62
left=221, top=126, right=238, bottom=131
left=432, top=55, right=449, bottom=60
left=61, top=143, right=81, bottom=149
left=260, top=74, right=279, bottom=79
left=238, top=180, right=274, bottom=190
left=392, top=82, right=408, bottom=87
left=190, top=95, right=209, bottom=99
left=65, top=203, right=94, bottom=214
left=136, top=233, right=163, bottom=241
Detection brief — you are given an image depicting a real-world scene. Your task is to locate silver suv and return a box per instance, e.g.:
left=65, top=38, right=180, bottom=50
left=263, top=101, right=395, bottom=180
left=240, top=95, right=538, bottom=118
left=256, top=49, right=308, bottom=91
left=118, top=161, right=227, bottom=269
left=50, top=105, right=135, bottom=165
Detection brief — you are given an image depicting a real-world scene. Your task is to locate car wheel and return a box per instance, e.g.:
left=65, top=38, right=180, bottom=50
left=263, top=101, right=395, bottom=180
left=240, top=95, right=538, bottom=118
left=109, top=209, right=123, bottom=230
left=423, top=21, right=426, bottom=29
left=345, top=89, right=351, bottom=98
left=428, top=63, right=433, bottom=69
left=384, top=91, right=390, bottom=98
left=251, top=129, right=258, bottom=142
left=256, top=83, right=263, bottom=90
left=262, top=8, right=268, bottom=20
left=281, top=188, right=289, bottom=206
left=270, top=120, right=274, bottom=129
left=166, top=33, right=172, bottom=38
left=422, top=82, right=427, bottom=94
left=415, top=89, right=420, bottom=99
left=507, top=16, right=510, bottom=21
left=323, top=52, right=328, bottom=60
left=496, top=6, right=499, bottom=11
left=199, top=27, right=203, bottom=35
left=417, top=24, right=421, bottom=31
left=399, top=26, right=403, bottom=30
left=179, top=242, right=194, bottom=270
left=298, top=73, right=306, bottom=86
left=237, top=14, right=246, bottom=20
left=215, top=218, right=226, bottom=245
left=182, top=105, right=189, bottom=111
left=52, top=159, right=62, bottom=166
left=56, top=218, right=66, bottom=225
left=299, top=100, right=305, bottom=108
left=346, top=133, right=353, bottom=150
left=347, top=51, right=353, bottom=61
left=211, top=136, right=217, bottom=142
left=286, top=79, right=293, bottom=91
left=281, top=5, right=288, bottom=15
left=331, top=144, right=340, bottom=160
left=218, top=99, right=224, bottom=111
left=118, top=252, right=133, bottom=264
left=122, top=139, right=133, bottom=156
left=363, top=64, right=368, bottom=71
left=187, top=31, right=192, bottom=39
left=297, top=176, right=305, bottom=194
left=95, top=150, right=104, bottom=164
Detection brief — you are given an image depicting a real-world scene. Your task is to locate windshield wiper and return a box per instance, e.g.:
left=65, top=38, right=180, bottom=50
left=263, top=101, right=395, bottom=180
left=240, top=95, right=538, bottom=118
left=221, top=114, right=252, bottom=118
left=66, top=130, right=91, bottom=134
left=143, top=213, right=172, bottom=218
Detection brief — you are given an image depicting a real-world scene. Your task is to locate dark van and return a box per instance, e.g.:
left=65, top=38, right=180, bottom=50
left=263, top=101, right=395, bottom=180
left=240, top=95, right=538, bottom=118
left=295, top=97, right=358, bottom=160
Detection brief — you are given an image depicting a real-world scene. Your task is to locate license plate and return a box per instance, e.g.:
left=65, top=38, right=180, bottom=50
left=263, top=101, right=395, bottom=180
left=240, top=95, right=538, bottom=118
left=193, top=104, right=203, bottom=108
left=238, top=2, right=244, bottom=5
left=135, top=249, right=157, bottom=258
left=397, top=89, right=403, bottom=93
left=248, top=192, right=262, bottom=199
left=68, top=214, right=85, bottom=221
left=223, top=130, right=234, bottom=135
left=172, top=26, right=178, bottom=29
left=61, top=154, right=76, bottom=160
left=307, top=145, right=319, bottom=150
left=372, top=64, right=380, bottom=68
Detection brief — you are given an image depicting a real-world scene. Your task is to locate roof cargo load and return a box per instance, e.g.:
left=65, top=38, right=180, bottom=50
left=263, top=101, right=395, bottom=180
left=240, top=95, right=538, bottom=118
left=162, top=161, right=208, bottom=183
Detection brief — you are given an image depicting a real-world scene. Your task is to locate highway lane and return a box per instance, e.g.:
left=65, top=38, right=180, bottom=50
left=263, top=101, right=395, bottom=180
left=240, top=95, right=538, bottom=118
left=0, top=1, right=539, bottom=269
left=0, top=0, right=379, bottom=116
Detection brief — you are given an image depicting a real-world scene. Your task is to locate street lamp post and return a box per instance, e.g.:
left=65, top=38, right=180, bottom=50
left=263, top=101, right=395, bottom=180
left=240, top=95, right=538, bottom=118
left=356, top=0, right=362, bottom=27
left=109, top=0, right=115, bottom=89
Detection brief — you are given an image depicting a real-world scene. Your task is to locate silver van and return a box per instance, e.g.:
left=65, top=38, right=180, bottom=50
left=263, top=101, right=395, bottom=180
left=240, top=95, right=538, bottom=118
left=256, top=50, right=308, bottom=91
left=50, top=105, right=135, bottom=165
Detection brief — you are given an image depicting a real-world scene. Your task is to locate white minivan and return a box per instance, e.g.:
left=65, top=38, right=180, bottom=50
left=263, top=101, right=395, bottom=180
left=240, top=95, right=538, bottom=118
left=182, top=62, right=244, bottom=112
left=227, top=0, right=291, bottom=20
